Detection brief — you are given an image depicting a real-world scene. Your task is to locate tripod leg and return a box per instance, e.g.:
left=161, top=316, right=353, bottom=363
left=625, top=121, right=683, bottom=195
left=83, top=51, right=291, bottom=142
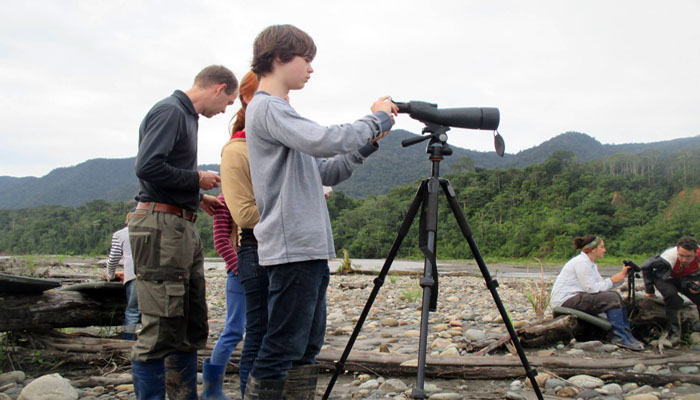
left=439, top=179, right=544, bottom=400
left=411, top=177, right=441, bottom=400
left=321, top=181, right=427, bottom=400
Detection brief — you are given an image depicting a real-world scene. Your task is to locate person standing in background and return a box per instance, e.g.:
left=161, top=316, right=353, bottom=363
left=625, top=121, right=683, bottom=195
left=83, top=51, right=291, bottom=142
left=106, top=211, right=139, bottom=340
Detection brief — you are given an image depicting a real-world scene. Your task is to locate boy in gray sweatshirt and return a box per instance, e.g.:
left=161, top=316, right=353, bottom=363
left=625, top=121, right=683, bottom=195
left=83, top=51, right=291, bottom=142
left=244, top=24, right=398, bottom=398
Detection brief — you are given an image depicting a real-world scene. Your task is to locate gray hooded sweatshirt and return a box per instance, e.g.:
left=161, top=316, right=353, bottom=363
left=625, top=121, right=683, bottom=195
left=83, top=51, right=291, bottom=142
left=245, top=92, right=392, bottom=266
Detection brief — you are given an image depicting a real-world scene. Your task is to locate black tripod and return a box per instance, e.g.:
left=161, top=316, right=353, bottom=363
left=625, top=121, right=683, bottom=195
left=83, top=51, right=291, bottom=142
left=323, top=123, right=543, bottom=400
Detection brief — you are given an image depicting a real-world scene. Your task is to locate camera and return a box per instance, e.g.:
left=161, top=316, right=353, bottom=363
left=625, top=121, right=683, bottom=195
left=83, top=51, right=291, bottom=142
left=623, top=259, right=641, bottom=274
left=684, top=280, right=700, bottom=292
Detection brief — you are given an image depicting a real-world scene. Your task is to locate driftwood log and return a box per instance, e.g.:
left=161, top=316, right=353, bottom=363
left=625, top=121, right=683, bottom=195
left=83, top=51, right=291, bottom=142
left=12, top=331, right=700, bottom=386
left=0, top=290, right=126, bottom=331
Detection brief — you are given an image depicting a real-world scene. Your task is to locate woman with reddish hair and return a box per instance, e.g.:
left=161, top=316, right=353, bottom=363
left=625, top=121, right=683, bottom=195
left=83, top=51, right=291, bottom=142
left=219, top=70, right=266, bottom=398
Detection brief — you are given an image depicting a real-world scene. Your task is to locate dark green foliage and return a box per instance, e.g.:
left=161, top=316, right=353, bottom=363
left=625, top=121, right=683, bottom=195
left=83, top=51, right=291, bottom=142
left=330, top=146, right=700, bottom=260
left=4, top=143, right=700, bottom=260
left=0, top=200, right=219, bottom=257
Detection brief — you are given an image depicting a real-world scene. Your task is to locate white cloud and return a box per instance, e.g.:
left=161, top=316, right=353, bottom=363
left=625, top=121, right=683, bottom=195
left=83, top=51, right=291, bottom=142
left=0, top=0, right=699, bottom=176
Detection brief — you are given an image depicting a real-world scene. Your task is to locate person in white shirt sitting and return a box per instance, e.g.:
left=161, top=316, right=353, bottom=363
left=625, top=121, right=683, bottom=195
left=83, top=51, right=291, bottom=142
left=550, top=234, right=644, bottom=351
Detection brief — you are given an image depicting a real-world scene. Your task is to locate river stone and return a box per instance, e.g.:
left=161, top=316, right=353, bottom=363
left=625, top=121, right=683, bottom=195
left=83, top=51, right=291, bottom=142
left=556, top=386, right=579, bottom=397
left=679, top=366, right=699, bottom=374
left=678, top=394, right=700, bottom=400
left=566, top=348, right=585, bottom=356
left=18, top=373, right=78, bottom=400
left=0, top=371, right=25, bottom=386
left=0, top=371, right=26, bottom=386
left=545, top=378, right=567, bottom=389
left=505, top=391, right=526, bottom=400
left=577, top=388, right=601, bottom=399
left=379, top=378, right=408, bottom=393
left=404, top=330, right=421, bottom=338
left=624, top=395, right=659, bottom=400
left=430, top=338, right=452, bottom=350
left=628, top=385, right=654, bottom=395
left=574, top=340, right=603, bottom=351
left=424, top=383, right=440, bottom=393
left=623, top=383, right=639, bottom=392
left=440, top=347, right=460, bottom=356
left=567, top=374, right=604, bottom=389
left=381, top=317, right=399, bottom=327
left=533, top=372, right=551, bottom=387
left=0, top=394, right=12, bottom=400
left=510, top=380, right=523, bottom=391
left=598, top=383, right=622, bottom=395
left=359, top=379, right=379, bottom=390
left=632, top=363, right=647, bottom=373
left=429, top=394, right=462, bottom=400
left=464, top=329, right=486, bottom=341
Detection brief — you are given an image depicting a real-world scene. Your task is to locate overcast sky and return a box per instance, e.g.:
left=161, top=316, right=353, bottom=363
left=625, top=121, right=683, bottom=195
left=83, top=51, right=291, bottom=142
left=1, top=0, right=698, bottom=178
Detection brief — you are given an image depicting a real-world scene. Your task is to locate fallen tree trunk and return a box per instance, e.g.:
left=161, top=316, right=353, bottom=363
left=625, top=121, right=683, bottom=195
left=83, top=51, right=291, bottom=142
left=472, top=315, right=590, bottom=354
left=0, top=290, right=126, bottom=331
left=628, top=294, right=699, bottom=328
left=16, top=331, right=700, bottom=385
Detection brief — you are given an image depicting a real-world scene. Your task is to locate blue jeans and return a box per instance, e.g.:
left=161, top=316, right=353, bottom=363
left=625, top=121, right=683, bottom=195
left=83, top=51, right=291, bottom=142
left=236, top=246, right=268, bottom=395
left=210, top=270, right=246, bottom=367
left=249, top=259, right=329, bottom=381
left=124, top=279, right=141, bottom=329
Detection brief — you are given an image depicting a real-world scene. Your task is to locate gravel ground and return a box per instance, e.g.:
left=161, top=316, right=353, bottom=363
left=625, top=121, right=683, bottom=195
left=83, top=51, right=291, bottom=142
left=2, top=256, right=700, bottom=399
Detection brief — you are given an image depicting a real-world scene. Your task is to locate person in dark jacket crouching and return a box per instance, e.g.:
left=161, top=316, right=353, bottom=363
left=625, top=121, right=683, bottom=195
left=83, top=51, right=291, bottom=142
left=642, top=236, right=700, bottom=345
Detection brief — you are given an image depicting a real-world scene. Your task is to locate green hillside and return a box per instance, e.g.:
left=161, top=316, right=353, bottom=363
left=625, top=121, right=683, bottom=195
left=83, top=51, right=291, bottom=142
left=2, top=147, right=700, bottom=260
left=1, top=131, right=699, bottom=209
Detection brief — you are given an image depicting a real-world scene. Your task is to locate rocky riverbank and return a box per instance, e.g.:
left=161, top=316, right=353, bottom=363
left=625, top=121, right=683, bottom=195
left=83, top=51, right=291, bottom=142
left=2, top=256, right=700, bottom=399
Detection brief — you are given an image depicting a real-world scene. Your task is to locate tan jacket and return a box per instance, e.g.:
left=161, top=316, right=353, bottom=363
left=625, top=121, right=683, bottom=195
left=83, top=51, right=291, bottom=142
left=220, top=138, right=260, bottom=238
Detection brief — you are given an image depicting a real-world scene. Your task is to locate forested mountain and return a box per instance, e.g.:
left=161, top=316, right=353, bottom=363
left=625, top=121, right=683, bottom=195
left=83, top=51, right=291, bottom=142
left=3, top=147, right=700, bottom=259
left=1, top=131, right=699, bottom=209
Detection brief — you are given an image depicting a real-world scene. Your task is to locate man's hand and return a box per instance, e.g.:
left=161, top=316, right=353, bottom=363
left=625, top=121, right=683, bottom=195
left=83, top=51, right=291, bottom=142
left=200, top=194, right=223, bottom=216
left=114, top=271, right=124, bottom=282
left=645, top=292, right=657, bottom=298
left=198, top=170, right=221, bottom=190
left=690, top=281, right=700, bottom=294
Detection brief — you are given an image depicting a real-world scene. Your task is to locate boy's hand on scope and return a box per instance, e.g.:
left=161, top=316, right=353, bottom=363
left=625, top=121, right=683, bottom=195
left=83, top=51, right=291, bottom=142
left=371, top=96, right=399, bottom=122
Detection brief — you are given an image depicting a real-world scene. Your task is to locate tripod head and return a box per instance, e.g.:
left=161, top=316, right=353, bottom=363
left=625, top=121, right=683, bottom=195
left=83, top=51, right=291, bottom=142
left=393, top=100, right=505, bottom=157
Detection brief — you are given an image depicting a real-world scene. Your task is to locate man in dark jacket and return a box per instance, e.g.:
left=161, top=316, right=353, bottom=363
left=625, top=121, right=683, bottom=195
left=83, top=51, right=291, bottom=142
left=642, top=236, right=700, bottom=345
left=129, top=65, right=238, bottom=400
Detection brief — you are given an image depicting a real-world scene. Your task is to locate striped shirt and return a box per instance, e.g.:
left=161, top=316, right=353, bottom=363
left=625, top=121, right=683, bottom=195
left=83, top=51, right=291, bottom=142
left=107, top=226, right=135, bottom=283
left=213, top=193, right=239, bottom=273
